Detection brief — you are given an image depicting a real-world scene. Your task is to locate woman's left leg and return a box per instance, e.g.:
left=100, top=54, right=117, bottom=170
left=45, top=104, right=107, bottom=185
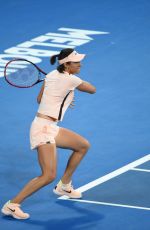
left=11, top=143, right=57, bottom=204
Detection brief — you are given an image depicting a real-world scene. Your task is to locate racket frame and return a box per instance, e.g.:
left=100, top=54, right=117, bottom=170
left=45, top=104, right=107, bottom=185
left=4, top=58, right=47, bottom=88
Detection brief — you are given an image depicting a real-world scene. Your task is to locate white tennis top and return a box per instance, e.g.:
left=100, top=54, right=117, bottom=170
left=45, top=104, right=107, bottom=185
left=38, top=70, right=82, bottom=121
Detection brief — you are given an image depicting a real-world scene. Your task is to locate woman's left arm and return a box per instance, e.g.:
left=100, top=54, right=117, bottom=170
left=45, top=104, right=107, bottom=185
left=37, top=81, right=45, bottom=104
left=77, top=81, right=96, bottom=94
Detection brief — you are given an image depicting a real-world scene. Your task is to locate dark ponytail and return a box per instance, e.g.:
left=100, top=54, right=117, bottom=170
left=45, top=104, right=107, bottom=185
left=50, top=48, right=74, bottom=73
left=50, top=54, right=59, bottom=65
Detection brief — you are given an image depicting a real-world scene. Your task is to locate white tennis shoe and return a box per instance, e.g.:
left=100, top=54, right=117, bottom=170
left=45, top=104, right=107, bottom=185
left=1, top=200, right=30, bottom=219
left=53, top=181, right=82, bottom=199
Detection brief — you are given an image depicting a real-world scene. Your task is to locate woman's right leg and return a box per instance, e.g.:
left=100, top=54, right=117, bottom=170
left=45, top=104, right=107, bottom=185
left=11, top=143, right=57, bottom=204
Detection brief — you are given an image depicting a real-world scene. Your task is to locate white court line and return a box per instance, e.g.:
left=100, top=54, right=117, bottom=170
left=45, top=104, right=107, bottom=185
left=59, top=154, right=150, bottom=201
left=131, top=168, right=150, bottom=173
left=65, top=199, right=150, bottom=211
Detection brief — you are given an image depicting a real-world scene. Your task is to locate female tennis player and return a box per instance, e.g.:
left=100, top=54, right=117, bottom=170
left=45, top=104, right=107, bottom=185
left=1, top=48, right=96, bottom=219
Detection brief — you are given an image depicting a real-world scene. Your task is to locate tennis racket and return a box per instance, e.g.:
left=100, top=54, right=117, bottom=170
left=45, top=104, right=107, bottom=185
left=4, top=58, right=47, bottom=88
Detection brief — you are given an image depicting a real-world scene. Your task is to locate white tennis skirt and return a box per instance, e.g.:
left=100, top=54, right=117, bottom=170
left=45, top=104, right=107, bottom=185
left=30, top=116, right=59, bottom=150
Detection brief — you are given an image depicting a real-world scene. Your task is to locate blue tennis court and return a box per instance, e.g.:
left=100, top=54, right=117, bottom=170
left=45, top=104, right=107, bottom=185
left=0, top=0, right=150, bottom=229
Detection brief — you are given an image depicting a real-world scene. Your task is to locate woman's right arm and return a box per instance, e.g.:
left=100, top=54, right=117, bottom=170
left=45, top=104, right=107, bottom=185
left=37, top=81, right=45, bottom=104
left=77, top=81, right=96, bottom=94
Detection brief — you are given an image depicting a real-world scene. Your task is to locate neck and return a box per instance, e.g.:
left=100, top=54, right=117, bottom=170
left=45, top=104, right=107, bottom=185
left=64, top=70, right=71, bottom=75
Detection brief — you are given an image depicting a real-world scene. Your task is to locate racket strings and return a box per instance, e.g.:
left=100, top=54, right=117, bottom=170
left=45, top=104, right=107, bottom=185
left=5, top=63, right=40, bottom=87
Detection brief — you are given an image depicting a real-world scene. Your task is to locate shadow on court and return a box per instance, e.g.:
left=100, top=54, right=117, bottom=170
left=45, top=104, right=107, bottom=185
left=1, top=200, right=104, bottom=229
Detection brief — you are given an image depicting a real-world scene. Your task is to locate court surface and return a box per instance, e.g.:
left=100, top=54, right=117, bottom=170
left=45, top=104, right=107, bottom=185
left=0, top=0, right=150, bottom=229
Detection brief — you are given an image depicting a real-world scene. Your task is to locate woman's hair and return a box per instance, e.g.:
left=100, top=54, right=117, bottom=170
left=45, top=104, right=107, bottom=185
left=50, top=48, right=74, bottom=73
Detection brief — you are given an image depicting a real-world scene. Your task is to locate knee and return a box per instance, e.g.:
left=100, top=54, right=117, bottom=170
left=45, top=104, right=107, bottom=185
left=42, top=172, right=56, bottom=185
left=80, top=140, right=91, bottom=153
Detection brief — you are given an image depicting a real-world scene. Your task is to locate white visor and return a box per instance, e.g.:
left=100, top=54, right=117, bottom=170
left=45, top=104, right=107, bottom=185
left=58, top=51, right=85, bottom=65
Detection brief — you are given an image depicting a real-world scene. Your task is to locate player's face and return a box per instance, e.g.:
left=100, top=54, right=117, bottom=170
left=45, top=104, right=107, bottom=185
left=66, top=62, right=82, bottom=74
